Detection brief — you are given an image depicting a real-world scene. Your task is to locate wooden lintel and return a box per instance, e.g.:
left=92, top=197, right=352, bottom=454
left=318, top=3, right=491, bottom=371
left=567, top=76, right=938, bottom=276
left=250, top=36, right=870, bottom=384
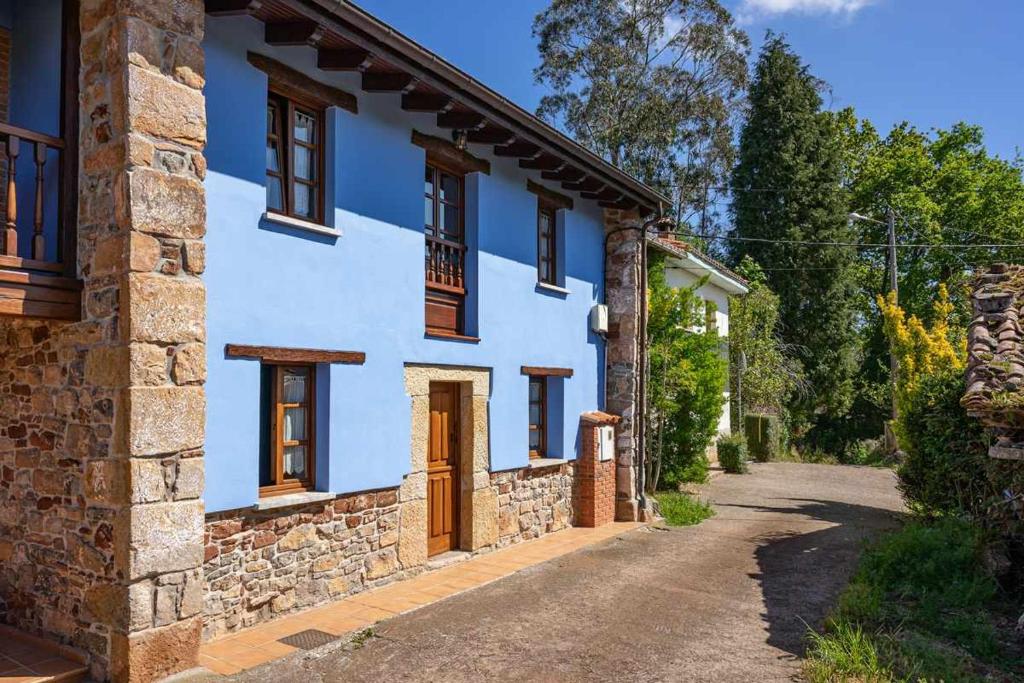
left=265, top=20, right=324, bottom=46
left=494, top=142, right=541, bottom=158
left=362, top=72, right=417, bottom=93
left=317, top=48, right=373, bottom=72
left=436, top=111, right=486, bottom=130
left=401, top=92, right=454, bottom=113
left=521, top=366, right=574, bottom=378
left=411, top=130, right=490, bottom=175
left=205, top=0, right=262, bottom=16
left=527, top=179, right=574, bottom=211
left=248, top=52, right=358, bottom=114
left=225, top=344, right=366, bottom=365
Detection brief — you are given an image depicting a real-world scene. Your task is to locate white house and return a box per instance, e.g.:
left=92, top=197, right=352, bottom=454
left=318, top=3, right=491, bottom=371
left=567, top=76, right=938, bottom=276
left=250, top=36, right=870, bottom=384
left=649, top=235, right=750, bottom=449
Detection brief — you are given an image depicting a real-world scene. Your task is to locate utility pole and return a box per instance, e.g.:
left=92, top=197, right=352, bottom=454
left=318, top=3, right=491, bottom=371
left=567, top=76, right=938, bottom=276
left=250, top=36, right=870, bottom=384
left=886, top=205, right=898, bottom=421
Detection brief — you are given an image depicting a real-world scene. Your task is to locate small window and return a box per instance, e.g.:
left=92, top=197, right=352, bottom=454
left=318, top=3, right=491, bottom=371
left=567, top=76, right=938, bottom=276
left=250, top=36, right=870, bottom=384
left=528, top=376, right=546, bottom=459
left=266, top=90, right=324, bottom=223
left=537, top=204, right=557, bottom=285
left=259, top=364, right=315, bottom=496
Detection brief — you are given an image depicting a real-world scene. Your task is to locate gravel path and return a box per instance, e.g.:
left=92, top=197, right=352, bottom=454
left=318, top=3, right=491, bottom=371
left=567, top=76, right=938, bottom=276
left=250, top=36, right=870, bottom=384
left=227, top=462, right=905, bottom=683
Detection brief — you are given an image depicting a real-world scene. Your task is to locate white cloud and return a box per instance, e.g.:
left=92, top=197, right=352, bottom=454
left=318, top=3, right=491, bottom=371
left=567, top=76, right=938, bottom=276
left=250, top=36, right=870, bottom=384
left=737, top=0, right=876, bottom=22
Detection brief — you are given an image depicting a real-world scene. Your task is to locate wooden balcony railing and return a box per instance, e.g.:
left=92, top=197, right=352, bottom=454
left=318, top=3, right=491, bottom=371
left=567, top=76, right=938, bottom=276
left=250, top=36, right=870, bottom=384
left=0, top=122, right=80, bottom=321
left=425, top=235, right=466, bottom=294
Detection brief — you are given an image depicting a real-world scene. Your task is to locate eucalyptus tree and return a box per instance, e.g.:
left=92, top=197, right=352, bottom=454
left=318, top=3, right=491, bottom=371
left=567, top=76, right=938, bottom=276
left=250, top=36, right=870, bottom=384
left=533, top=0, right=749, bottom=230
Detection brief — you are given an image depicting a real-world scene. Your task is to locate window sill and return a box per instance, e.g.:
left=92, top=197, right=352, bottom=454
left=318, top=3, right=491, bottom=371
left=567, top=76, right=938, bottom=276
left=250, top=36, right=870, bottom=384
left=535, top=282, right=570, bottom=297
left=262, top=211, right=341, bottom=238
left=425, top=330, right=481, bottom=344
left=253, top=490, right=336, bottom=511
left=528, top=457, right=568, bottom=469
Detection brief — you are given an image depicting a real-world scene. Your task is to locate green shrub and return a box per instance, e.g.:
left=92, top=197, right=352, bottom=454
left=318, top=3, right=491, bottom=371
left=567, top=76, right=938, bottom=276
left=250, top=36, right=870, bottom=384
left=717, top=434, right=748, bottom=473
left=653, top=492, right=714, bottom=526
left=896, top=368, right=996, bottom=517
left=744, top=413, right=781, bottom=462
left=806, top=519, right=1016, bottom=683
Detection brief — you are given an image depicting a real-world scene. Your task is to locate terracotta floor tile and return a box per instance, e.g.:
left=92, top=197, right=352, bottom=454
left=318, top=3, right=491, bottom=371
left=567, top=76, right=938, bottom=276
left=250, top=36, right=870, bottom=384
left=317, top=617, right=372, bottom=636
left=201, top=640, right=259, bottom=661
left=347, top=605, right=399, bottom=622
left=29, top=658, right=83, bottom=677
left=199, top=655, right=243, bottom=676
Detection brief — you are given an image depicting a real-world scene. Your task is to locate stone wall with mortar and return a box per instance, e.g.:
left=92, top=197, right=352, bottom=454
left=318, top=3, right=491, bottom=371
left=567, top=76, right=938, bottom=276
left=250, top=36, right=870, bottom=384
left=492, top=463, right=574, bottom=545
left=0, top=1, right=209, bottom=681
left=202, top=488, right=402, bottom=641
left=603, top=209, right=642, bottom=521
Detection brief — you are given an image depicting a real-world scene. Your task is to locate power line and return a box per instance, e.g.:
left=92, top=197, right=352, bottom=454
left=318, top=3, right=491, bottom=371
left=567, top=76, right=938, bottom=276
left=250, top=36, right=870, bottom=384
left=673, top=231, right=1024, bottom=250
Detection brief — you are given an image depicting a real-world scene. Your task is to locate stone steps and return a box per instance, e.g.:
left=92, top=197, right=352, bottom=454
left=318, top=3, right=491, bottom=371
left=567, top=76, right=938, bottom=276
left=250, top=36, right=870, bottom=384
left=0, top=625, right=89, bottom=683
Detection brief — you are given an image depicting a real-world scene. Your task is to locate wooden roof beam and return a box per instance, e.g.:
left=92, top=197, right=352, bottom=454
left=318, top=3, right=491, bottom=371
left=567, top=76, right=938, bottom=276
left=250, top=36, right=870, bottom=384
left=519, top=155, right=565, bottom=171
left=563, top=177, right=603, bottom=192
left=436, top=111, right=486, bottom=130
left=401, top=92, right=454, bottom=113
left=582, top=187, right=623, bottom=201
left=542, top=167, right=585, bottom=182
left=205, top=0, right=262, bottom=15
left=362, top=72, right=418, bottom=93
left=599, top=198, right=639, bottom=210
left=466, top=128, right=516, bottom=145
left=265, top=20, right=324, bottom=46
left=318, top=48, right=374, bottom=72
left=494, top=141, right=541, bottom=158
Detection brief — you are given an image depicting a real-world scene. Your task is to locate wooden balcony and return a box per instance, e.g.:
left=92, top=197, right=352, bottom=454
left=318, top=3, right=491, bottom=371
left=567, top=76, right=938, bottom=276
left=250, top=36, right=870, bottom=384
left=425, top=234, right=466, bottom=336
left=0, top=122, right=80, bottom=321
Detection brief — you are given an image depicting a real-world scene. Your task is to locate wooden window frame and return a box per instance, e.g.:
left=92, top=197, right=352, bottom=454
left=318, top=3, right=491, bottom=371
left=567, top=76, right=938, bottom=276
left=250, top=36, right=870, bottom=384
left=537, top=201, right=557, bottom=286
left=266, top=86, right=326, bottom=225
left=528, top=375, right=547, bottom=460
left=424, top=158, right=468, bottom=336
left=424, top=159, right=465, bottom=245
left=260, top=363, right=316, bottom=497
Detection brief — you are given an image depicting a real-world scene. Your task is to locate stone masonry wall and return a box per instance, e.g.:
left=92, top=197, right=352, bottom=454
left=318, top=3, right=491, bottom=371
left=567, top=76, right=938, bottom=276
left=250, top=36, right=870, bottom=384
left=0, top=2, right=208, bottom=681
left=603, top=208, right=642, bottom=521
left=202, top=464, right=574, bottom=639
left=493, top=463, right=574, bottom=545
left=203, top=489, right=402, bottom=641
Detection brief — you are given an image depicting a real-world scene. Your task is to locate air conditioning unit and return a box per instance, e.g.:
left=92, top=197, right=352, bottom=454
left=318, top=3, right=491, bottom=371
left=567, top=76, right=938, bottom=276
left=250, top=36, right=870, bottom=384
left=590, top=304, right=609, bottom=335
left=598, top=425, right=615, bottom=462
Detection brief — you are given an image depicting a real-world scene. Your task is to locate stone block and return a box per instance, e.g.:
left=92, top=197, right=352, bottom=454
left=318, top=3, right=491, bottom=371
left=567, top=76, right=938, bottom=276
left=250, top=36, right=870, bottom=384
left=85, top=346, right=128, bottom=388
left=129, top=343, right=168, bottom=386
left=397, top=499, right=427, bottom=569
left=127, top=500, right=204, bottom=578
left=130, top=459, right=168, bottom=503
left=365, top=547, right=398, bottom=580
left=126, top=273, right=205, bottom=344
left=173, top=457, right=204, bottom=501
left=85, top=459, right=129, bottom=506
left=171, top=343, right=205, bottom=385
left=469, top=487, right=498, bottom=550
left=277, top=524, right=316, bottom=552
left=126, top=167, right=205, bottom=239
left=110, top=616, right=202, bottom=683
left=126, top=64, right=206, bottom=150
left=126, top=386, right=204, bottom=456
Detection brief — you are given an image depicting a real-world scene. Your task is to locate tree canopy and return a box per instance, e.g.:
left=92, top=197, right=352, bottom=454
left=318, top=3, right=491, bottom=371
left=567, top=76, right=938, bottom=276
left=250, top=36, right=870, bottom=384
left=533, top=0, right=749, bottom=229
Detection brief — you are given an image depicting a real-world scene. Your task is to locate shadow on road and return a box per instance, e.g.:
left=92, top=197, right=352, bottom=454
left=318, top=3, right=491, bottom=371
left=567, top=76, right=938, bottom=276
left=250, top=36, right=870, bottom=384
left=718, top=497, right=905, bottom=659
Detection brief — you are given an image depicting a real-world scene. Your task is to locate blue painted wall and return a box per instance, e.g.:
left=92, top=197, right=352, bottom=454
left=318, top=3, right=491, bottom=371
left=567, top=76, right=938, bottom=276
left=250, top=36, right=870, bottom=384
left=203, top=16, right=607, bottom=513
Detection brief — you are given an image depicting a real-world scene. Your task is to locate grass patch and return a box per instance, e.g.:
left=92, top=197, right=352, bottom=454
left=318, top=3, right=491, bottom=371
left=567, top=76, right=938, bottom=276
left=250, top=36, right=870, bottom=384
left=804, top=518, right=1023, bottom=682
left=653, top=492, right=714, bottom=526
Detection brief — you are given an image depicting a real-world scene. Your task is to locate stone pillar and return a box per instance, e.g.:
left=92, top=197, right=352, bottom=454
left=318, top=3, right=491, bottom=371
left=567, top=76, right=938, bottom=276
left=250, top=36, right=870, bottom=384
left=603, top=209, right=642, bottom=521
left=79, top=1, right=207, bottom=681
left=575, top=412, right=619, bottom=527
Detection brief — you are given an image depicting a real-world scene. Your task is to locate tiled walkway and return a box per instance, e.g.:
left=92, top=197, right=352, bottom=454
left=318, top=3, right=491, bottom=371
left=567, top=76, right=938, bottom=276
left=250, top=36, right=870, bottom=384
left=200, top=522, right=642, bottom=675
left=0, top=626, right=88, bottom=683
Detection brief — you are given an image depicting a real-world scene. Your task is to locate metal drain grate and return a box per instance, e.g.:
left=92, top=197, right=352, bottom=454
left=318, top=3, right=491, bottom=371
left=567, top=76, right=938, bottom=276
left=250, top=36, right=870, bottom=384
left=278, top=629, right=338, bottom=651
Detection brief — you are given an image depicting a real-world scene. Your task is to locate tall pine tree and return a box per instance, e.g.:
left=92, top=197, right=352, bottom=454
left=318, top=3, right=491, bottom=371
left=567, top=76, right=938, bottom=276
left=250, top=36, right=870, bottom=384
left=730, top=35, right=860, bottom=434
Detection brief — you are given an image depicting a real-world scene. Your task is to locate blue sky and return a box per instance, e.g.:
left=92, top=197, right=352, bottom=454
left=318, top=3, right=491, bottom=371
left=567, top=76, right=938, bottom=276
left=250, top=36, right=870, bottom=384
left=354, top=0, right=1022, bottom=163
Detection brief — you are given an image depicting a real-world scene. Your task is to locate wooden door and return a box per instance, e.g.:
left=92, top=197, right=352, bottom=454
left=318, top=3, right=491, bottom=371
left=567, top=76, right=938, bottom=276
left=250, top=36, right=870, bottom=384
left=427, top=383, right=460, bottom=556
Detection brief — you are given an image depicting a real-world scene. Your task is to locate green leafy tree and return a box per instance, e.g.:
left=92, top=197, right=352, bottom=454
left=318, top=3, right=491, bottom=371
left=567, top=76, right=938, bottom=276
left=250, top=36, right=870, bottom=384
left=533, top=0, right=749, bottom=229
left=645, top=252, right=728, bottom=490
left=728, top=257, right=803, bottom=425
left=835, top=112, right=1024, bottom=436
left=729, top=34, right=860, bottom=435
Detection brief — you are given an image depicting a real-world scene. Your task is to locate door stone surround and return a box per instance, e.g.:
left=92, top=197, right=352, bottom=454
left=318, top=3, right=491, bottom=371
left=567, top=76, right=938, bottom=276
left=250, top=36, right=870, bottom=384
left=400, top=365, right=496, bottom=569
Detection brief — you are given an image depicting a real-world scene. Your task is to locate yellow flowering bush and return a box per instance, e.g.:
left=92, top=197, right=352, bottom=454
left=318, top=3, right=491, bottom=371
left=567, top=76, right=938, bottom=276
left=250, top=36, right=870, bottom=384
left=876, top=284, right=964, bottom=412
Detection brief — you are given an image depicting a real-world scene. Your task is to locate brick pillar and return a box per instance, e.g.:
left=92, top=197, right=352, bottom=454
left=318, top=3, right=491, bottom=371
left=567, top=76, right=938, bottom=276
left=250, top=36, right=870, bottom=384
left=575, top=412, right=619, bottom=527
left=603, top=209, right=642, bottom=521
left=78, top=1, right=207, bottom=681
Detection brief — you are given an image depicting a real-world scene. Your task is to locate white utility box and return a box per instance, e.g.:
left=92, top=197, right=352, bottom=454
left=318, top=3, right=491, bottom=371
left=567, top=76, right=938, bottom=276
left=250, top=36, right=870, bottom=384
left=590, top=304, right=609, bottom=335
left=598, top=425, right=615, bottom=462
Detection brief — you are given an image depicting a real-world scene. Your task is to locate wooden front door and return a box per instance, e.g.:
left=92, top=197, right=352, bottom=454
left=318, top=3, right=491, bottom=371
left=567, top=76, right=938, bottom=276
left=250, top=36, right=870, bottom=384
left=427, top=383, right=460, bottom=556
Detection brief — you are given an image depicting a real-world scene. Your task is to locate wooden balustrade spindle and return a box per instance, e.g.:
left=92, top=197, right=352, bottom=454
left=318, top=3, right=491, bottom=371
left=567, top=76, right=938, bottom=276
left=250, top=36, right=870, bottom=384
left=33, top=141, right=46, bottom=260
left=3, top=135, right=18, bottom=257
